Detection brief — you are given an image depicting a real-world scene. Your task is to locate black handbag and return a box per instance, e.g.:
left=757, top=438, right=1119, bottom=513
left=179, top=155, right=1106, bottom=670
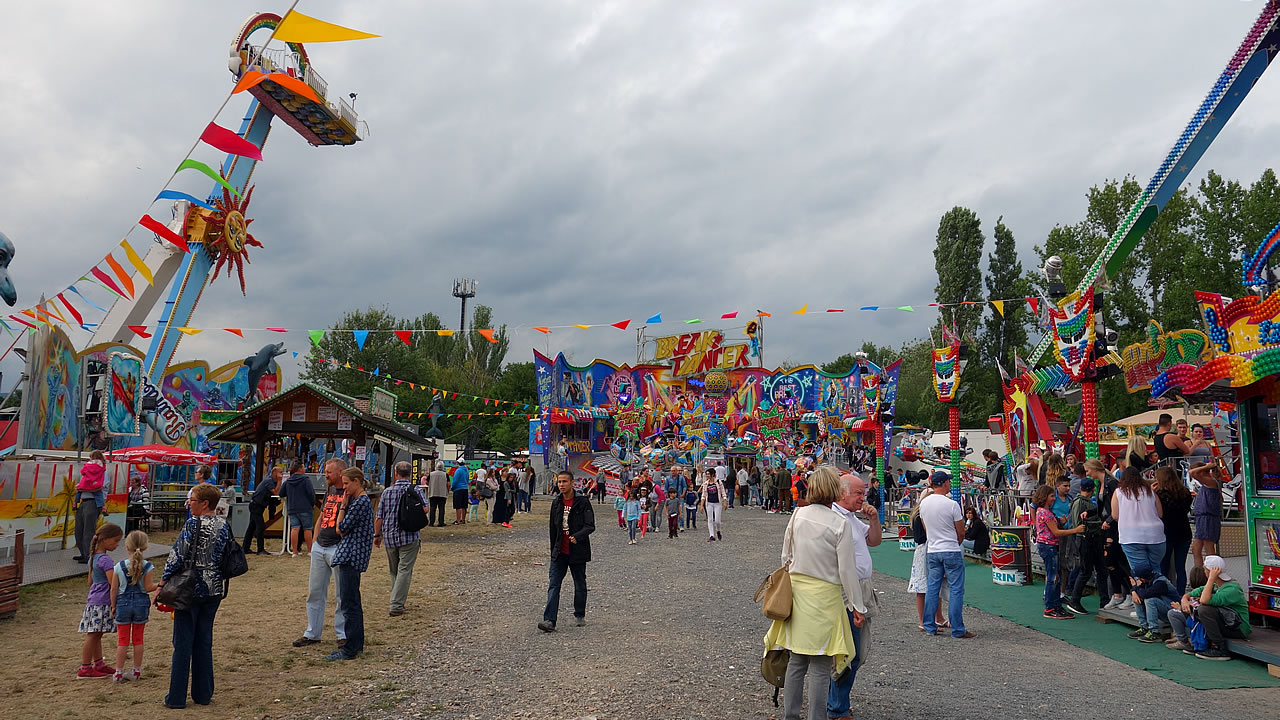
left=220, top=534, right=249, bottom=581
left=156, top=520, right=201, bottom=611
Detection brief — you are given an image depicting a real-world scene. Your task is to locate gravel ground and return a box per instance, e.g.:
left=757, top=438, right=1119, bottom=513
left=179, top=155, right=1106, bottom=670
left=318, top=500, right=1280, bottom=720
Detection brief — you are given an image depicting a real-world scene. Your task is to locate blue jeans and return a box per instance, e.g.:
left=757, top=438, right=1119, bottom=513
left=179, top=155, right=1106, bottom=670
left=1038, top=543, right=1061, bottom=610
left=923, top=551, right=966, bottom=637
left=1162, top=538, right=1191, bottom=594
left=826, top=612, right=865, bottom=718
left=627, top=519, right=639, bottom=541
left=1121, top=542, right=1166, bottom=578
left=542, top=555, right=587, bottom=626
left=166, top=596, right=221, bottom=707
left=517, top=489, right=530, bottom=512
left=334, top=564, right=364, bottom=657
left=1141, top=596, right=1172, bottom=632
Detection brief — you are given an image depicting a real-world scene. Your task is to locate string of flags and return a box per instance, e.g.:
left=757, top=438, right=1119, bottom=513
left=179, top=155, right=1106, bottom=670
left=308, top=354, right=539, bottom=411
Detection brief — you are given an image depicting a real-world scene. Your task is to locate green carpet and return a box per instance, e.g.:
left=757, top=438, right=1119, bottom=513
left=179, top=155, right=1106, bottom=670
left=870, top=544, right=1280, bottom=690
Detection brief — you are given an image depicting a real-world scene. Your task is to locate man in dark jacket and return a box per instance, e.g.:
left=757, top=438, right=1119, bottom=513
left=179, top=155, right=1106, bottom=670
left=538, top=470, right=595, bottom=633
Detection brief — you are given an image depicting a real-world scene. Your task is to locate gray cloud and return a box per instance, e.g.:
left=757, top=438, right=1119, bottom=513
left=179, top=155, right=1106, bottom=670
left=0, top=0, right=1275, bottom=388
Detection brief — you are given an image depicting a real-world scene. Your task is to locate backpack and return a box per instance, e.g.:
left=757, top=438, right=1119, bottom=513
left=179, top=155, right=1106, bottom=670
left=398, top=486, right=430, bottom=533
left=1187, top=615, right=1208, bottom=651
left=761, top=648, right=790, bottom=707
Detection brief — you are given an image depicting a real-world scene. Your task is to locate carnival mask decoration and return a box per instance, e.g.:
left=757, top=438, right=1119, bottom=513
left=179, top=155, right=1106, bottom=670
left=932, top=343, right=959, bottom=403
left=1049, top=288, right=1096, bottom=381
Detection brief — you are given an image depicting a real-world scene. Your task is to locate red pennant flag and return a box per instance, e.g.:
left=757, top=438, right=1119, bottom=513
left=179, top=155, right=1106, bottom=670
left=9, top=315, right=36, bottom=329
left=1026, top=297, right=1039, bottom=315
left=825, top=308, right=844, bottom=313
left=395, top=379, right=403, bottom=385
left=721, top=311, right=738, bottom=319
left=57, top=293, right=85, bottom=328
left=90, top=267, right=127, bottom=297
left=477, top=328, right=498, bottom=343
left=452, top=393, right=458, bottom=400
left=611, top=319, right=631, bottom=330
left=394, top=330, right=413, bottom=345
left=484, top=398, right=490, bottom=406
left=139, top=214, right=190, bottom=253
left=224, top=328, right=243, bottom=337
left=266, top=327, right=287, bottom=332
left=128, top=325, right=153, bottom=338
left=200, top=122, right=265, bottom=161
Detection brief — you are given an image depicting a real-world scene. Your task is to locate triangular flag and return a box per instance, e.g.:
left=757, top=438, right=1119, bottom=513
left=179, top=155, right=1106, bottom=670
left=128, top=325, right=153, bottom=338
left=200, top=122, right=264, bottom=161
left=266, top=327, right=287, bottom=333
left=611, top=320, right=631, bottom=330
left=437, top=329, right=454, bottom=337
left=825, top=308, right=844, bottom=313
left=155, top=189, right=215, bottom=211
left=534, top=327, right=551, bottom=334
left=897, top=306, right=915, bottom=312
left=792, top=304, right=808, bottom=315
left=175, top=159, right=240, bottom=198
left=292, top=352, right=298, bottom=358
left=756, top=310, right=772, bottom=318
left=721, top=311, right=738, bottom=319
left=646, top=313, right=662, bottom=324
left=103, top=253, right=135, bottom=298
left=119, top=240, right=154, bottom=286
left=57, top=293, right=85, bottom=329
left=138, top=214, right=190, bottom=253
left=352, top=330, right=369, bottom=350
left=372, top=367, right=380, bottom=376
left=573, top=324, right=591, bottom=330
left=477, top=328, right=498, bottom=343
left=224, top=328, right=244, bottom=337
left=273, top=9, right=380, bottom=43
left=308, top=330, right=325, bottom=346
left=991, top=300, right=1005, bottom=317
left=67, top=286, right=109, bottom=313
left=685, top=318, right=702, bottom=324
left=859, top=306, right=879, bottom=311
left=452, top=393, right=458, bottom=400
left=90, top=267, right=127, bottom=297
left=394, top=330, right=413, bottom=345
left=8, top=315, right=36, bottom=329
left=175, top=327, right=203, bottom=336
left=344, top=362, right=352, bottom=368
left=1026, top=297, right=1039, bottom=315
left=41, top=302, right=68, bottom=325
left=484, top=398, right=490, bottom=406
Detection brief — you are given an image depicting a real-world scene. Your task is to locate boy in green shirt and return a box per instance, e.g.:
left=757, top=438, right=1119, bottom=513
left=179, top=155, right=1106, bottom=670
left=1168, top=555, right=1250, bottom=660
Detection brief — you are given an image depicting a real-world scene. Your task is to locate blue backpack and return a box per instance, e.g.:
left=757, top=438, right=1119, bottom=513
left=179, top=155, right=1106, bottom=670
left=1187, top=616, right=1208, bottom=651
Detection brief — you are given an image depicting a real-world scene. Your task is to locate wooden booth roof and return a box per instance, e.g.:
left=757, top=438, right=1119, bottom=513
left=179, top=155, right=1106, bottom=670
left=206, top=382, right=435, bottom=455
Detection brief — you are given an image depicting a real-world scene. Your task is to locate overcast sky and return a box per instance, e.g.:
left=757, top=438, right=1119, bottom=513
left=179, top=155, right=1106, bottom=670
left=1, top=0, right=1277, bottom=391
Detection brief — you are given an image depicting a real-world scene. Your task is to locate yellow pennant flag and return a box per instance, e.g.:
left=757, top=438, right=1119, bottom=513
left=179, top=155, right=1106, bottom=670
left=991, top=299, right=1005, bottom=317
left=273, top=10, right=379, bottom=43
left=792, top=304, right=808, bottom=315
left=176, top=327, right=204, bottom=336
left=574, top=324, right=592, bottom=330
left=436, top=329, right=455, bottom=337
left=119, top=240, right=154, bottom=286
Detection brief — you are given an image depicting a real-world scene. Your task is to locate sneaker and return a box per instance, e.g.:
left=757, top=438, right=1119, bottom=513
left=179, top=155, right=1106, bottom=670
left=1195, top=648, right=1231, bottom=661
left=537, top=620, right=556, bottom=633
left=1103, top=596, right=1124, bottom=610
left=112, top=672, right=128, bottom=683
left=131, top=669, right=142, bottom=681
left=574, top=616, right=586, bottom=627
left=1167, top=639, right=1192, bottom=652
left=1063, top=600, right=1088, bottom=615
left=1127, top=629, right=1148, bottom=639
left=325, top=650, right=355, bottom=661
left=292, top=636, right=320, bottom=647
left=93, top=660, right=114, bottom=674
left=1140, top=631, right=1162, bottom=643
left=707, top=537, right=715, bottom=543
left=1046, top=609, right=1074, bottom=619
left=77, top=666, right=109, bottom=679
left=717, top=532, right=723, bottom=540
left=1117, top=598, right=1135, bottom=610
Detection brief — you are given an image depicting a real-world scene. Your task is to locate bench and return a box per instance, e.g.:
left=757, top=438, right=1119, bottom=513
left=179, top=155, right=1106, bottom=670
left=0, top=530, right=24, bottom=619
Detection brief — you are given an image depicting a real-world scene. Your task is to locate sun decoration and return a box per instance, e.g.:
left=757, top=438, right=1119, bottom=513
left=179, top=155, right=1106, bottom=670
left=206, top=185, right=262, bottom=295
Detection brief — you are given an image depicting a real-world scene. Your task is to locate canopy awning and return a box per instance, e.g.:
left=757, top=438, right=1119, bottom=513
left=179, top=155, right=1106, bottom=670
left=107, top=445, right=217, bottom=465
left=800, top=412, right=820, bottom=423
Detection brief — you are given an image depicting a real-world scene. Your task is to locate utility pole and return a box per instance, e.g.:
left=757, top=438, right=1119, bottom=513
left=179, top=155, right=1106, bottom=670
left=452, top=278, right=477, bottom=334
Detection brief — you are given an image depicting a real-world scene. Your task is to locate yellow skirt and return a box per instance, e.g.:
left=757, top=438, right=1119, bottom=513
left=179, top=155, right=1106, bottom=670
left=762, top=573, right=854, bottom=674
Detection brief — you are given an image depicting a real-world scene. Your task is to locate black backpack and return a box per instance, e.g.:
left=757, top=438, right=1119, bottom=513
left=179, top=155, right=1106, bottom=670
left=398, top=486, right=430, bottom=533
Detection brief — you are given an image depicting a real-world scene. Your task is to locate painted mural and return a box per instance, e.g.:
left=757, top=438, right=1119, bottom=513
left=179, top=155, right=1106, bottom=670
left=0, top=460, right=129, bottom=549
left=20, top=325, right=283, bottom=455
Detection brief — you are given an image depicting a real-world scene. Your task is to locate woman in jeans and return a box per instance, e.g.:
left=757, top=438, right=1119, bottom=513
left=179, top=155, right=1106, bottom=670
left=1032, top=485, right=1085, bottom=619
left=1155, top=466, right=1193, bottom=593
left=329, top=467, right=375, bottom=661
left=161, top=483, right=231, bottom=709
left=1111, top=466, right=1165, bottom=577
left=763, top=466, right=866, bottom=720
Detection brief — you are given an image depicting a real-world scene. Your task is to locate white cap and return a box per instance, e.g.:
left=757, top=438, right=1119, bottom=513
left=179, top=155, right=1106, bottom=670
left=1204, top=555, right=1233, bottom=582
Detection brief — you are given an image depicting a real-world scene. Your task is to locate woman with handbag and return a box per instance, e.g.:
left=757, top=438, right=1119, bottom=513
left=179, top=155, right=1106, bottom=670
left=159, top=483, right=231, bottom=709
left=762, top=466, right=866, bottom=720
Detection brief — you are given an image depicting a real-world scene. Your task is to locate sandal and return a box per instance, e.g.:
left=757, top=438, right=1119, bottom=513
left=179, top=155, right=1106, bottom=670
left=940, top=619, right=951, bottom=628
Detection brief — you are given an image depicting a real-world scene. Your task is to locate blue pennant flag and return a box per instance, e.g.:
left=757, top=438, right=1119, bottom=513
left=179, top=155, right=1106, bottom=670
left=646, top=313, right=662, bottom=324
left=352, top=330, right=369, bottom=350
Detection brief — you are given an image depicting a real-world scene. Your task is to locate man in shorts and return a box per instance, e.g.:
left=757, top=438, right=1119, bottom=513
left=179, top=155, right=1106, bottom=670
left=280, top=460, right=316, bottom=555
left=451, top=462, right=471, bottom=524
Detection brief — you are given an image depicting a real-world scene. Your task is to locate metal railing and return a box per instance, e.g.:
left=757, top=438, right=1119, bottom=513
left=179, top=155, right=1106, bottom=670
left=304, top=65, right=329, bottom=103
left=246, top=45, right=302, bottom=75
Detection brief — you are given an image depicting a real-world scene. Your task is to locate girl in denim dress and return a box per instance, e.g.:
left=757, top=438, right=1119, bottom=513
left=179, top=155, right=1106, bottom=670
left=111, top=530, right=159, bottom=682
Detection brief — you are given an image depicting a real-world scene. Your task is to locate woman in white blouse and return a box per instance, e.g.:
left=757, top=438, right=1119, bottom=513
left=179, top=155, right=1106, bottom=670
left=763, top=466, right=867, bottom=720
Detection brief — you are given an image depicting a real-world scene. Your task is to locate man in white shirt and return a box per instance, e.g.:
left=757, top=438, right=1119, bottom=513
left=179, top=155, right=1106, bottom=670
left=828, top=473, right=881, bottom=720
left=735, top=466, right=750, bottom=507
left=919, top=471, right=974, bottom=638
left=715, top=462, right=732, bottom=508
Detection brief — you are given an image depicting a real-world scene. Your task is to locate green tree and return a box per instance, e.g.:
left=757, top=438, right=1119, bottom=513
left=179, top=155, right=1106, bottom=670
left=933, top=207, right=986, bottom=333
left=982, top=216, right=1029, bottom=368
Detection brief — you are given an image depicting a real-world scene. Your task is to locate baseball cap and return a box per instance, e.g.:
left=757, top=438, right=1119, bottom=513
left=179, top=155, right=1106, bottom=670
left=929, top=470, right=951, bottom=487
left=1079, top=478, right=1096, bottom=492
left=1204, top=555, right=1233, bottom=581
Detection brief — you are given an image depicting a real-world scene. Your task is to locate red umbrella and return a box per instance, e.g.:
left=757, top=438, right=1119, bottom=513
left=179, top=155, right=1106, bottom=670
left=107, top=444, right=217, bottom=466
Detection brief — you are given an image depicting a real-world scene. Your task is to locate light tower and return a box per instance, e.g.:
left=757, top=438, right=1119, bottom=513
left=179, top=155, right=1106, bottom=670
left=452, top=278, right=477, bottom=334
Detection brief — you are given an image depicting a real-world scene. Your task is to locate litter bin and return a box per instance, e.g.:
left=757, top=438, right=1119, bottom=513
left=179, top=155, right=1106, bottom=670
left=228, top=502, right=249, bottom=539
left=990, top=525, right=1031, bottom=585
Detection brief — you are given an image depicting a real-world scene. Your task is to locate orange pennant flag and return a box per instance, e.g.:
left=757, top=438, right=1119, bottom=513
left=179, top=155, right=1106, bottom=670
left=534, top=327, right=551, bottom=334
left=224, top=328, right=244, bottom=337
left=103, top=253, right=135, bottom=298
left=477, top=328, right=498, bottom=343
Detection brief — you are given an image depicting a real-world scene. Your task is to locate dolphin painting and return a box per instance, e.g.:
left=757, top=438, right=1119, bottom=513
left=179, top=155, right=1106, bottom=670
left=244, top=342, right=286, bottom=402
left=0, top=231, right=16, bottom=306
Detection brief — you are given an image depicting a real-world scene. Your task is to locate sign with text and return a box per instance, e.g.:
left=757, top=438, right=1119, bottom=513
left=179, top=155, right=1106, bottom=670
left=654, top=330, right=751, bottom=377
left=370, top=387, right=397, bottom=420
left=268, top=410, right=283, bottom=431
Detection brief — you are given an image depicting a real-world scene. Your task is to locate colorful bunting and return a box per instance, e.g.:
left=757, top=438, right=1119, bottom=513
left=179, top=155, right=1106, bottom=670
left=826, top=308, right=844, bottom=313
left=175, top=159, right=240, bottom=198
left=1026, top=297, right=1039, bottom=315
left=127, top=325, right=153, bottom=338
left=119, top=240, right=154, bottom=286
left=437, top=329, right=455, bottom=337
left=68, top=286, right=109, bottom=313
left=103, top=253, right=135, bottom=298
left=89, top=267, right=127, bottom=297
left=138, top=214, right=190, bottom=253
left=393, top=330, right=412, bottom=345
left=57, top=293, right=85, bottom=328
left=200, top=122, right=264, bottom=161
left=991, top=300, right=1005, bottom=317
left=477, top=328, right=498, bottom=343
left=155, top=189, right=215, bottom=211
left=352, top=330, right=369, bottom=350
left=573, top=324, right=591, bottom=330
left=793, top=304, right=808, bottom=315
left=611, top=320, right=631, bottom=330
left=534, top=327, right=551, bottom=334
left=897, top=306, right=915, bottom=312
left=721, top=311, right=738, bottom=319
left=646, top=313, right=662, bottom=324
left=232, top=70, right=269, bottom=96
left=272, top=9, right=380, bottom=43
left=224, top=328, right=244, bottom=337
left=8, top=315, right=36, bottom=329
left=756, top=311, right=772, bottom=318
left=860, top=306, right=878, bottom=311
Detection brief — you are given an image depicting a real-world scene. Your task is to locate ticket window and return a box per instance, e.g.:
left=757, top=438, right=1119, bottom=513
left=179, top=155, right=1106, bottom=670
left=1247, top=401, right=1280, bottom=497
